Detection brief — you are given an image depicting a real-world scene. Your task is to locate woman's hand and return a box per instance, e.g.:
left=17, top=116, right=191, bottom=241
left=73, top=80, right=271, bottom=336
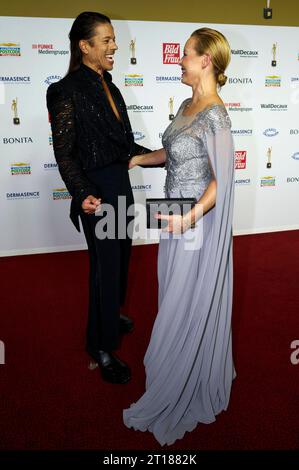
left=128, top=149, right=166, bottom=168
left=155, top=213, right=190, bottom=234
left=128, top=156, right=139, bottom=170
left=81, top=195, right=101, bottom=214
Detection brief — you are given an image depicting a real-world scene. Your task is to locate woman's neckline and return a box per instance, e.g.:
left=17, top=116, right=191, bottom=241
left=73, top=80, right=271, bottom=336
left=181, top=100, right=225, bottom=117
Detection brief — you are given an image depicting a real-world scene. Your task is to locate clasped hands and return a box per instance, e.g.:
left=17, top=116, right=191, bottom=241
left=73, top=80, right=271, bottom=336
left=82, top=195, right=101, bottom=214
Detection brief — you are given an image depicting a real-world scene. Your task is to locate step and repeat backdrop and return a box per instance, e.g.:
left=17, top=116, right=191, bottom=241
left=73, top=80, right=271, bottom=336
left=0, top=16, right=298, bottom=256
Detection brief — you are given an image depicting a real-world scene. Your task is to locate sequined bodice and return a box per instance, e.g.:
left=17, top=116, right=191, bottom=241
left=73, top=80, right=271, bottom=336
left=162, top=100, right=231, bottom=199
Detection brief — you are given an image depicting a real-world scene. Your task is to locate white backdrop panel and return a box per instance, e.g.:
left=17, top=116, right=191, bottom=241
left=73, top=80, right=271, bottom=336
left=0, top=17, right=298, bottom=256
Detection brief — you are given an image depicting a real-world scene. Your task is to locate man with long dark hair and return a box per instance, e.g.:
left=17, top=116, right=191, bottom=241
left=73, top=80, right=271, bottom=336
left=47, top=12, right=150, bottom=384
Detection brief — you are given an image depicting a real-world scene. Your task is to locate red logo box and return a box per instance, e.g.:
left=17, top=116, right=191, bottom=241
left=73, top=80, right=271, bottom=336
left=163, top=43, right=180, bottom=64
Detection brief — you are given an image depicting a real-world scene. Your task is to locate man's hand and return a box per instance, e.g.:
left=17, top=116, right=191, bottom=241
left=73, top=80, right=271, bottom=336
left=81, top=195, right=101, bottom=214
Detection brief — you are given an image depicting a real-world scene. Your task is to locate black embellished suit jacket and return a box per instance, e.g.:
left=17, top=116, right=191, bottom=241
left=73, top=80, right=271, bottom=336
left=47, top=63, right=150, bottom=230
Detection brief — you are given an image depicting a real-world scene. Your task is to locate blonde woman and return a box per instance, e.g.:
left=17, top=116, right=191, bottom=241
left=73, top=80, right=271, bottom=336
left=124, top=28, right=236, bottom=445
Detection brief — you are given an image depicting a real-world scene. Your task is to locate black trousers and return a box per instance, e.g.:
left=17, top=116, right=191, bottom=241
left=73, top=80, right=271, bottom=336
left=79, top=162, right=134, bottom=352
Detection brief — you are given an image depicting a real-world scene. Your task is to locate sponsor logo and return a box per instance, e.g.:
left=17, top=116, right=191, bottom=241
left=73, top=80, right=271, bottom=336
left=44, top=162, right=58, bottom=170
left=52, top=188, right=71, bottom=200
left=290, top=129, right=299, bottom=135
left=125, top=74, right=143, bottom=86
left=6, top=191, right=39, bottom=199
left=263, top=128, right=279, bottom=137
left=232, top=129, right=253, bottom=136
left=0, top=42, right=20, bottom=56
left=235, top=150, right=247, bottom=169
left=260, top=176, right=276, bottom=187
left=235, top=178, right=251, bottom=185
left=133, top=131, right=145, bottom=141
left=32, top=44, right=69, bottom=56
left=291, top=152, right=299, bottom=160
left=127, top=104, right=154, bottom=112
left=44, top=75, right=62, bottom=86
left=0, top=76, right=30, bottom=84
left=33, top=43, right=54, bottom=50
left=291, top=77, right=299, bottom=82
left=228, top=77, right=253, bottom=84
left=3, top=137, right=33, bottom=144
left=131, top=184, right=152, bottom=191
left=11, top=162, right=31, bottom=175
left=163, top=43, right=180, bottom=64
left=225, top=102, right=253, bottom=112
left=286, top=176, right=299, bottom=183
left=231, top=49, right=258, bottom=58
left=260, top=103, right=288, bottom=111
left=265, top=75, right=281, bottom=87
left=155, top=76, right=181, bottom=83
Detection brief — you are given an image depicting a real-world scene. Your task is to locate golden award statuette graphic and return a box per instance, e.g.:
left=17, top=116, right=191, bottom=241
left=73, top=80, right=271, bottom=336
left=129, top=38, right=136, bottom=65
left=11, top=98, right=20, bottom=125
left=271, top=42, right=277, bottom=67
left=267, top=147, right=272, bottom=168
left=169, top=97, right=174, bottom=121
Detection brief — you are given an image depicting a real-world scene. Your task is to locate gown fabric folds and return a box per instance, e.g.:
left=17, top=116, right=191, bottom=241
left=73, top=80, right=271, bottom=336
left=123, top=101, right=236, bottom=446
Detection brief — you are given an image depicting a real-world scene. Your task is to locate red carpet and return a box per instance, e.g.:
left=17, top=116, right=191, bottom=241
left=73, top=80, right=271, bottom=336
left=0, top=230, right=299, bottom=450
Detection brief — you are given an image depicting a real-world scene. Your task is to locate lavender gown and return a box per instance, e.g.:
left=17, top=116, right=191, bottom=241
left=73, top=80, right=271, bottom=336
left=123, top=100, right=236, bottom=446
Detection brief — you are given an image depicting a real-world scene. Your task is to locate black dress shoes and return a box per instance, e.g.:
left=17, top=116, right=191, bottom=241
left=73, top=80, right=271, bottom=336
left=120, top=314, right=134, bottom=334
left=87, top=348, right=131, bottom=384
